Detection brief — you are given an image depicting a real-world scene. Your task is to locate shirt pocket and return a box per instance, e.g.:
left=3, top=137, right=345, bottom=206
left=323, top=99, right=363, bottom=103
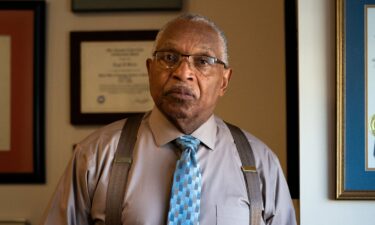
left=216, top=204, right=249, bottom=225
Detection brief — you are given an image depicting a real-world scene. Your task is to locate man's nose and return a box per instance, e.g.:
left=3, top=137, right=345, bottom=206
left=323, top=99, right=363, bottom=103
left=171, top=57, right=195, bottom=81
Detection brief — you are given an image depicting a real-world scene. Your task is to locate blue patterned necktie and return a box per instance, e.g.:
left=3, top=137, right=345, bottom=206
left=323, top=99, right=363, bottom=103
left=167, top=135, right=202, bottom=225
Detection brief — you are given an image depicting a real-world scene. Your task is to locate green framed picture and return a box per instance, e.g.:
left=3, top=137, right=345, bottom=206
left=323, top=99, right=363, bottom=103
left=72, top=0, right=182, bottom=12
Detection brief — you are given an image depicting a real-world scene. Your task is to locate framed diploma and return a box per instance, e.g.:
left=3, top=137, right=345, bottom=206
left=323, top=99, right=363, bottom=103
left=0, top=1, right=45, bottom=183
left=336, top=0, right=375, bottom=199
left=70, top=30, right=158, bottom=125
left=71, top=0, right=182, bottom=12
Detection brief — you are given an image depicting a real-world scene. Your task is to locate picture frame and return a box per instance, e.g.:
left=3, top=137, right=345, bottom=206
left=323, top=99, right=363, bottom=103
left=71, top=0, right=182, bottom=12
left=336, top=0, right=375, bottom=199
left=0, top=1, right=45, bottom=183
left=285, top=0, right=299, bottom=199
left=70, top=30, right=158, bottom=125
left=0, top=218, right=30, bottom=225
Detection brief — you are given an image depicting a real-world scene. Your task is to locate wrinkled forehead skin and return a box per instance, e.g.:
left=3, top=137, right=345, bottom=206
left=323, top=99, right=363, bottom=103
left=154, top=19, right=224, bottom=60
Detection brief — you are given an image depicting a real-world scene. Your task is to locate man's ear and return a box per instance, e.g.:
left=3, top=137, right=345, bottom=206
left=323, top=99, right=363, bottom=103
left=146, top=58, right=153, bottom=77
left=219, top=68, right=232, bottom=96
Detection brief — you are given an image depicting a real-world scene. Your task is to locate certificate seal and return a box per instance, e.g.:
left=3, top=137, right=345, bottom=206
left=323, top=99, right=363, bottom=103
left=97, top=95, right=106, bottom=104
left=371, top=114, right=375, bottom=136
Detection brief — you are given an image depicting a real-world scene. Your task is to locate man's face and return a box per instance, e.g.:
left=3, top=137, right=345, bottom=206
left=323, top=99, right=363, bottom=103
left=146, top=20, right=232, bottom=124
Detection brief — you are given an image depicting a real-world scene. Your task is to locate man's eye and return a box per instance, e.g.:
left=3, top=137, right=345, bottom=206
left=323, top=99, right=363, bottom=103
left=195, top=56, right=213, bottom=66
left=163, top=53, right=178, bottom=63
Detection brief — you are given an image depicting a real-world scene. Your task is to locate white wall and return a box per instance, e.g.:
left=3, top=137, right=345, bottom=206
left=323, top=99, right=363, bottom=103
left=299, top=0, right=375, bottom=224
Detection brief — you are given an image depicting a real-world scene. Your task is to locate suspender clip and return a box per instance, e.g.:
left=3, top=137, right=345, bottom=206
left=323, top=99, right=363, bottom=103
left=241, top=166, right=256, bottom=172
left=114, top=157, right=132, bottom=164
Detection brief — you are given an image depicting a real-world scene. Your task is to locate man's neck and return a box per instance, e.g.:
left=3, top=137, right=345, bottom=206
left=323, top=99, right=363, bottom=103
left=160, top=112, right=211, bottom=134
left=169, top=117, right=205, bottom=134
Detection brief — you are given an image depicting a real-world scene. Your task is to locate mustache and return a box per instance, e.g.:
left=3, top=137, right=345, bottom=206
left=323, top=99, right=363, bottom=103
left=163, top=85, right=196, bottom=99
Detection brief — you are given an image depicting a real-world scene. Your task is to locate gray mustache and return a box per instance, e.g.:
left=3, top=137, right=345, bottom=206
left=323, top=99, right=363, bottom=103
left=164, top=86, right=196, bottom=99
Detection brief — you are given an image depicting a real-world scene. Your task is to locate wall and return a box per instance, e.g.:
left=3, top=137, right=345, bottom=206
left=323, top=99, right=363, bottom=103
left=299, top=0, right=375, bottom=224
left=0, top=0, right=286, bottom=224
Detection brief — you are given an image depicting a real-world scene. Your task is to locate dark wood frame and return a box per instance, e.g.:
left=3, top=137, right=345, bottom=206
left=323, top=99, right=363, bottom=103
left=0, top=1, right=46, bottom=184
left=285, top=0, right=299, bottom=199
left=70, top=30, right=158, bottom=125
left=71, top=0, right=182, bottom=12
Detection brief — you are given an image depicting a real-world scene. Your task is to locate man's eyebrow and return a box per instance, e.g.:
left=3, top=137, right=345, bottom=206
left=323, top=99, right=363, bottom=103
left=196, top=48, right=216, bottom=57
left=155, top=47, right=177, bottom=52
left=155, top=42, right=176, bottom=51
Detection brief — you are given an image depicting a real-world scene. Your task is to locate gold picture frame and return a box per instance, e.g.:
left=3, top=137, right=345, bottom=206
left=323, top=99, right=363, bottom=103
left=336, top=0, right=375, bottom=199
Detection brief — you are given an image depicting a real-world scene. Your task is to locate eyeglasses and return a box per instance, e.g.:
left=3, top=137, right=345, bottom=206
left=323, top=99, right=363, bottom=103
left=153, top=51, right=228, bottom=74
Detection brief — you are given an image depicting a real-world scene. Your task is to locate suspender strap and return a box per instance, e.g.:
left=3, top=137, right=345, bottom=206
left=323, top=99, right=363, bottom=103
left=105, top=113, right=144, bottom=225
left=105, top=116, right=262, bottom=225
left=226, top=122, right=263, bottom=225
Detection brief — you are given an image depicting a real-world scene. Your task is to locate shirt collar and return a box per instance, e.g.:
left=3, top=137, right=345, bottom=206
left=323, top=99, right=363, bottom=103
left=149, top=107, right=217, bottom=150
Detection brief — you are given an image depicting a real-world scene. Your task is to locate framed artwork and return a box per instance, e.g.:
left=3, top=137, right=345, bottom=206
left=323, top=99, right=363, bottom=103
left=0, top=1, right=45, bottom=183
left=336, top=0, right=375, bottom=199
left=71, top=0, right=182, bottom=12
left=70, top=30, right=158, bottom=125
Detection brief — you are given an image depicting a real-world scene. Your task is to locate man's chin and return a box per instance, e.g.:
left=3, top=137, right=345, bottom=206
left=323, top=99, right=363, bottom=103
left=159, top=104, right=192, bottom=120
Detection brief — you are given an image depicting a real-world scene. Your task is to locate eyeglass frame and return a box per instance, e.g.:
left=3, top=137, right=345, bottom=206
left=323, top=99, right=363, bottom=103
left=152, top=51, right=229, bottom=72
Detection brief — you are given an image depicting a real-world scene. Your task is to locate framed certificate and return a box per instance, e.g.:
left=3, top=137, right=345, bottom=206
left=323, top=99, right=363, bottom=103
left=71, top=0, right=182, bottom=12
left=336, top=0, right=375, bottom=199
left=0, top=1, right=45, bottom=183
left=70, top=30, right=158, bottom=125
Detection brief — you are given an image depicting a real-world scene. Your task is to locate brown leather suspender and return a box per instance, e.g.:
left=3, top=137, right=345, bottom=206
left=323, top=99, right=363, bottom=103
left=105, top=115, right=263, bottom=225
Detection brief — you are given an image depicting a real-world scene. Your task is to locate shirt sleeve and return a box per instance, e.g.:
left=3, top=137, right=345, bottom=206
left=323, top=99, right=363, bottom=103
left=263, top=150, right=297, bottom=225
left=40, top=120, right=124, bottom=225
left=243, top=130, right=297, bottom=225
left=40, top=144, right=94, bottom=225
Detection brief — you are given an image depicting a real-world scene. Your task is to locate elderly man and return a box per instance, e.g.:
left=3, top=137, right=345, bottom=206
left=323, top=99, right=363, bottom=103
left=41, top=14, right=296, bottom=225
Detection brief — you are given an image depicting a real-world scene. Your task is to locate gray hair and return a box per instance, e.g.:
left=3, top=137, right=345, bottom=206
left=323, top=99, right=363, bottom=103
left=154, top=13, right=229, bottom=65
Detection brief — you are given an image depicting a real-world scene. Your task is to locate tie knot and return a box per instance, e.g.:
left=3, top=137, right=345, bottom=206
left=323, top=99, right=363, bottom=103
left=174, top=135, right=200, bottom=152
